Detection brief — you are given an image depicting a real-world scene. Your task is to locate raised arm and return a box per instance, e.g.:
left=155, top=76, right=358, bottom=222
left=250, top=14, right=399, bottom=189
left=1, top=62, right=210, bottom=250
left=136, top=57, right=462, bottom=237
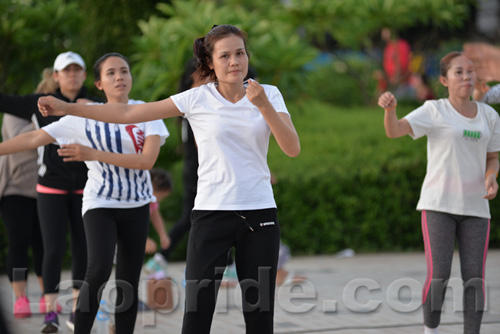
left=0, top=129, right=54, bottom=156
left=57, top=135, right=162, bottom=170
left=246, top=80, right=300, bottom=157
left=378, top=91, right=414, bottom=138
left=473, top=80, right=490, bottom=102
left=38, top=96, right=182, bottom=124
left=0, top=93, right=39, bottom=120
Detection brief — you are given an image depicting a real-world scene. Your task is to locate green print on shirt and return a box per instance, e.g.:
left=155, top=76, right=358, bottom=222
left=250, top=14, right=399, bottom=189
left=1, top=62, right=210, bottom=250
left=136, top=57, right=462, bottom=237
left=463, top=129, right=481, bottom=141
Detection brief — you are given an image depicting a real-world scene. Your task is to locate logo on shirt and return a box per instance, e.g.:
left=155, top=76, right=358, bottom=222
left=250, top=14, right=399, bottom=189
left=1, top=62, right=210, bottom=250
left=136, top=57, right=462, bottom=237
left=260, top=222, right=275, bottom=227
left=125, top=125, right=145, bottom=153
left=463, top=129, right=481, bottom=142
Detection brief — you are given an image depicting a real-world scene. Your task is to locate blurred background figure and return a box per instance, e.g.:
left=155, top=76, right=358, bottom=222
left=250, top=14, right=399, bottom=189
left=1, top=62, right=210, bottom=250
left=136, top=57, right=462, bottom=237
left=376, top=28, right=413, bottom=99
left=0, top=68, right=53, bottom=319
left=464, top=42, right=500, bottom=83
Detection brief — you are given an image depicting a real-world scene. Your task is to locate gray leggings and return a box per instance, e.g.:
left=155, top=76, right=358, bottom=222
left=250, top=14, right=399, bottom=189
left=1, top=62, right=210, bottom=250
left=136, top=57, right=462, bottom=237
left=421, top=210, right=490, bottom=334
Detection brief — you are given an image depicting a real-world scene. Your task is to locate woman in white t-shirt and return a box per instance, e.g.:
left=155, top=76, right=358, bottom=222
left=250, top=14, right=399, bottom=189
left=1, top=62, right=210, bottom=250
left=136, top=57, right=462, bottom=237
left=38, top=25, right=300, bottom=334
left=0, top=53, right=169, bottom=334
left=378, top=51, right=500, bottom=334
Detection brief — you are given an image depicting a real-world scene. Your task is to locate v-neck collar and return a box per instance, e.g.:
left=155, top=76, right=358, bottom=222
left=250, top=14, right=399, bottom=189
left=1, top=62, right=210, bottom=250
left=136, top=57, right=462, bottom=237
left=209, top=82, right=248, bottom=106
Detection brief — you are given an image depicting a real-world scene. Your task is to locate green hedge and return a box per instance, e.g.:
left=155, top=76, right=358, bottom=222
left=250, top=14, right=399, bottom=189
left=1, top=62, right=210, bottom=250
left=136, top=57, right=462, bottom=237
left=268, top=100, right=500, bottom=254
left=1, top=100, right=500, bottom=272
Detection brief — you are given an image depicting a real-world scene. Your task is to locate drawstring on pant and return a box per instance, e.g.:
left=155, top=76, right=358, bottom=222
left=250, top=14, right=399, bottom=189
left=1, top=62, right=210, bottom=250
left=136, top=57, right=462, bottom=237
left=234, top=211, right=254, bottom=231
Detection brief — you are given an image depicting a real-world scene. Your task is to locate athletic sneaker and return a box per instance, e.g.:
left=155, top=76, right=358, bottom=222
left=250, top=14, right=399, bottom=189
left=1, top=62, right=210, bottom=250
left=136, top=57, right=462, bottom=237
left=14, top=295, right=31, bottom=318
left=144, top=253, right=168, bottom=275
left=66, top=312, right=75, bottom=332
left=40, top=311, right=60, bottom=333
left=39, top=296, right=62, bottom=314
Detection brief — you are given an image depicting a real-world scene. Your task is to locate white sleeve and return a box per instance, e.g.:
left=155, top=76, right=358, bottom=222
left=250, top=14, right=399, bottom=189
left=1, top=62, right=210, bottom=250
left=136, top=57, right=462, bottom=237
left=145, top=120, right=170, bottom=146
left=268, top=86, right=290, bottom=115
left=170, top=88, right=197, bottom=117
left=482, top=84, right=500, bottom=104
left=483, top=104, right=500, bottom=152
left=404, top=101, right=435, bottom=139
left=42, top=116, right=84, bottom=145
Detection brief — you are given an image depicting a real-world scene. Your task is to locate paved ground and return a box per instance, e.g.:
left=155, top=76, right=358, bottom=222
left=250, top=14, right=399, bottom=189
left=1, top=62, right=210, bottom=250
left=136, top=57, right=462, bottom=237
left=1, top=250, right=499, bottom=333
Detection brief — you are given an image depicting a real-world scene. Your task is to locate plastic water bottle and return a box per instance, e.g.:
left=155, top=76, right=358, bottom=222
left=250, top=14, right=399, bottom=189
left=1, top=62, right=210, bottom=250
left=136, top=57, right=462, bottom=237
left=95, top=300, right=109, bottom=334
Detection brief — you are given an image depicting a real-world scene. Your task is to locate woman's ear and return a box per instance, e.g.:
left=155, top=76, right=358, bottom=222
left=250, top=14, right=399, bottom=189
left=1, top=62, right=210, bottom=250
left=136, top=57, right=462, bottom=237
left=439, top=75, right=448, bottom=88
left=94, top=80, right=103, bottom=91
left=208, top=57, right=213, bottom=70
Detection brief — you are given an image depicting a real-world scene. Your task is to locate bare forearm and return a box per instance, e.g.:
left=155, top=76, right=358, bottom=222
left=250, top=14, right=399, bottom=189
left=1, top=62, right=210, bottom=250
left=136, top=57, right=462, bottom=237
left=260, top=106, right=300, bottom=157
left=486, top=154, right=499, bottom=175
left=150, top=210, right=168, bottom=240
left=0, top=129, right=53, bottom=155
left=384, top=109, right=412, bottom=138
left=94, top=151, right=157, bottom=170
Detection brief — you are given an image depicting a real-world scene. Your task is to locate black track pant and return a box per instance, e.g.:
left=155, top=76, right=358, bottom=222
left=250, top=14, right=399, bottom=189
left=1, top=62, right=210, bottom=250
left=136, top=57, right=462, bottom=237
left=182, top=208, right=280, bottom=334
left=0, top=195, right=43, bottom=282
left=37, top=192, right=87, bottom=293
left=75, top=205, right=149, bottom=334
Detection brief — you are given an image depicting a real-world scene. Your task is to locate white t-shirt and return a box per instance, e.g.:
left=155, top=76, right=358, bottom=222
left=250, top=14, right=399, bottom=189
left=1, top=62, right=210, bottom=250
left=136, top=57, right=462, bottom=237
left=43, top=99, right=169, bottom=215
left=405, top=99, right=500, bottom=218
left=171, top=82, right=290, bottom=211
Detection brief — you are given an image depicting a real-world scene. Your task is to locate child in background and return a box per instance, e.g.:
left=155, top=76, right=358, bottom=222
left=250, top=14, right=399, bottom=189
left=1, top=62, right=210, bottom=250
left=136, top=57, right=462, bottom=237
left=144, top=168, right=172, bottom=266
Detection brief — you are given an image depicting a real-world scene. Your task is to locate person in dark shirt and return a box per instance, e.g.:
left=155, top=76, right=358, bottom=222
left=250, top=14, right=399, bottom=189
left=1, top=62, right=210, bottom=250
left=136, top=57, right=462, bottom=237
left=0, top=51, right=100, bottom=333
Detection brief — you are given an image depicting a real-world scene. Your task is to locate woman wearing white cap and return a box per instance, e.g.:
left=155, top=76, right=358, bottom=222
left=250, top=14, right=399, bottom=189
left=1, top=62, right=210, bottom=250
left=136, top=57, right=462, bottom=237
left=0, top=52, right=168, bottom=334
left=0, top=51, right=99, bottom=333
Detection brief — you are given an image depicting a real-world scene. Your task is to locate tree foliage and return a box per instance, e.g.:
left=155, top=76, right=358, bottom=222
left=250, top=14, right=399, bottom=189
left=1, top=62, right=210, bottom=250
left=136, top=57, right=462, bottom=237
left=74, top=0, right=163, bottom=72
left=0, top=0, right=82, bottom=94
left=131, top=0, right=318, bottom=100
left=286, top=0, right=473, bottom=50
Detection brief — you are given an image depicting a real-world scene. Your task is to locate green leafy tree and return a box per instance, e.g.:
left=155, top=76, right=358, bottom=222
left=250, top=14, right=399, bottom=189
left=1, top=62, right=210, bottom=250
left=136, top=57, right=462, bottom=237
left=287, top=0, right=471, bottom=50
left=74, top=0, right=164, bottom=74
left=285, top=0, right=474, bottom=104
left=0, top=0, right=82, bottom=94
left=131, top=0, right=318, bottom=100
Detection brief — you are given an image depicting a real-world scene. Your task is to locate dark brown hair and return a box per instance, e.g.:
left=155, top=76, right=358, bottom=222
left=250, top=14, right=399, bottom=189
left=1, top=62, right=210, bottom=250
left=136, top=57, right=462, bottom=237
left=439, top=51, right=464, bottom=77
left=150, top=168, right=173, bottom=192
left=93, top=52, right=130, bottom=82
left=192, top=24, right=248, bottom=82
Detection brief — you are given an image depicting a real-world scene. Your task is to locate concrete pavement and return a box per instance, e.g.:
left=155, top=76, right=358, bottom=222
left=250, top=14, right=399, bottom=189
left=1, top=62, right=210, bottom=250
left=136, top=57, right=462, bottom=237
left=1, top=250, right=499, bottom=333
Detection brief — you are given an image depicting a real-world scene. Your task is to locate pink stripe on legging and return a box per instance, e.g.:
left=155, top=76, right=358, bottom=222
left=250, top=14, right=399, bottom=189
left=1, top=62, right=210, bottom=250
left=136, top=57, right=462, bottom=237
left=421, top=210, right=433, bottom=304
left=482, top=220, right=490, bottom=298
left=36, top=184, right=84, bottom=195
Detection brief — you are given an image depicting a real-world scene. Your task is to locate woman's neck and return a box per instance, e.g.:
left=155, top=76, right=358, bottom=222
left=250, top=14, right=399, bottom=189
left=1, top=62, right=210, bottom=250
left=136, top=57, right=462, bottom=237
left=59, top=88, right=79, bottom=102
left=106, top=95, right=129, bottom=104
left=448, top=95, right=476, bottom=118
left=216, top=82, right=246, bottom=103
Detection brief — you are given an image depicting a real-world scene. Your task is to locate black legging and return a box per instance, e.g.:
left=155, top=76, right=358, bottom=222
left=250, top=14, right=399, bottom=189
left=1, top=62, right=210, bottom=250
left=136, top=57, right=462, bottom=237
left=75, top=205, right=149, bottom=334
left=0, top=195, right=43, bottom=282
left=37, top=192, right=87, bottom=293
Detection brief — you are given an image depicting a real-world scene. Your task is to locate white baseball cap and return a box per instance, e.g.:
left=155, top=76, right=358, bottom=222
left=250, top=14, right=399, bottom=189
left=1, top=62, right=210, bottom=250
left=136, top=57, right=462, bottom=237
left=53, top=51, right=86, bottom=71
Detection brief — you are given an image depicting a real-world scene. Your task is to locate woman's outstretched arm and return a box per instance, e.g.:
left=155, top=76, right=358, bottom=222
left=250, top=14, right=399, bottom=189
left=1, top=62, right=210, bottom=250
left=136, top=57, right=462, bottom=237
left=38, top=97, right=182, bottom=124
left=0, top=129, right=54, bottom=156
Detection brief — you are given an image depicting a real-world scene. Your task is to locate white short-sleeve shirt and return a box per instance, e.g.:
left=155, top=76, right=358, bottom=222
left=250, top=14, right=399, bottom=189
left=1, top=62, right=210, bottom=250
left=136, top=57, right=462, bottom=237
left=405, top=99, right=500, bottom=218
left=171, top=82, right=290, bottom=211
left=43, top=99, right=169, bottom=215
